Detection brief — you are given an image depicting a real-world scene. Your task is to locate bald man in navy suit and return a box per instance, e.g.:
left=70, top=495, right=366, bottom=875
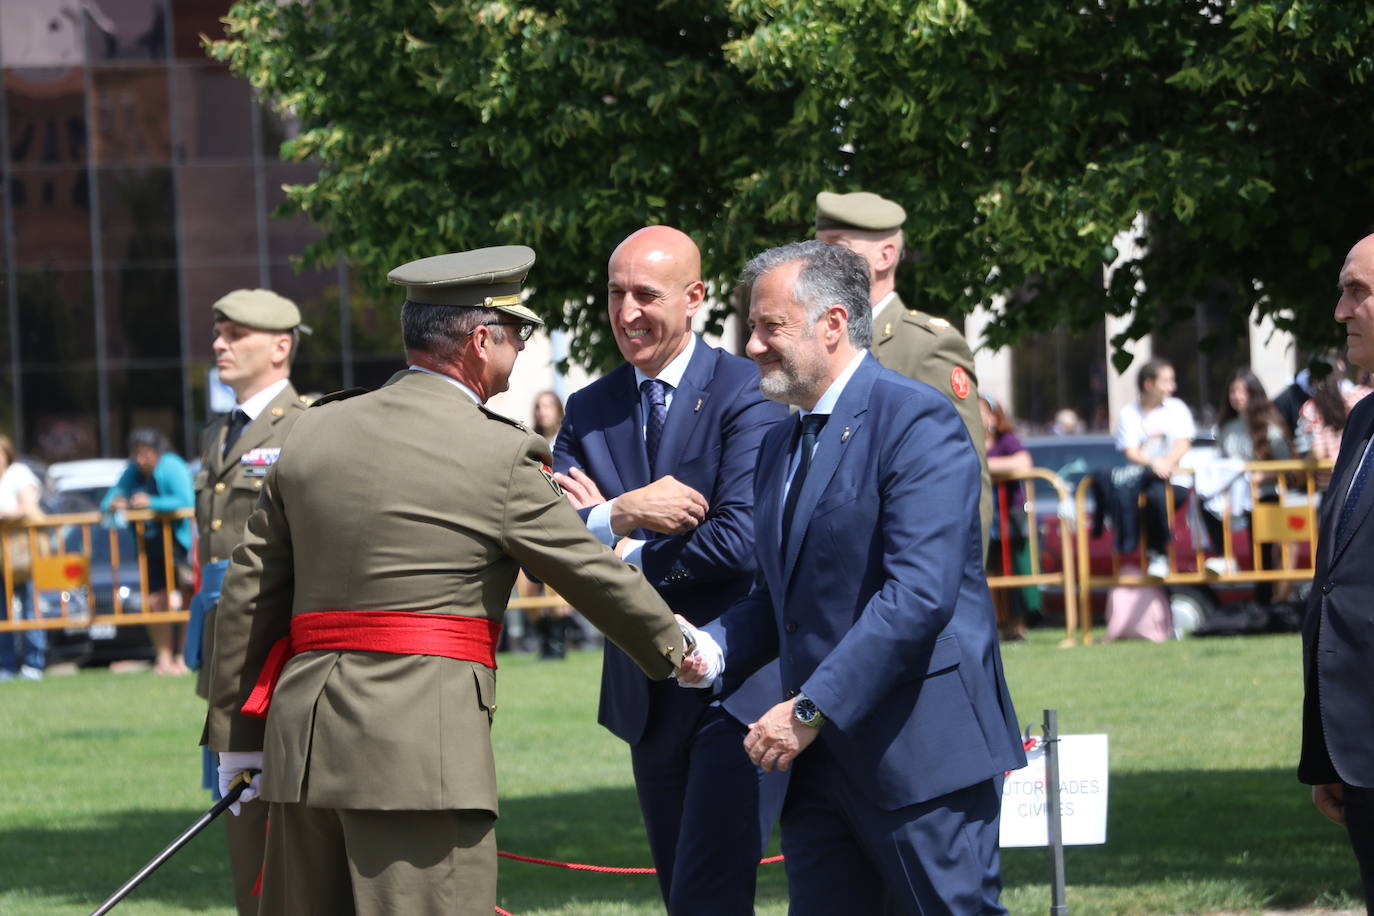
left=553, top=226, right=788, bottom=914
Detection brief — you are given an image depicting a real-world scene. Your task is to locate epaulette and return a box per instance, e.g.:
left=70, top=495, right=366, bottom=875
left=478, top=404, right=529, bottom=432
left=298, top=392, right=320, bottom=406
left=902, top=309, right=955, bottom=333
left=309, top=387, right=368, bottom=407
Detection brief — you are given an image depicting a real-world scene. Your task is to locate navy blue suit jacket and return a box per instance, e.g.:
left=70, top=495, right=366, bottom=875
left=553, top=338, right=789, bottom=743
left=1301, top=394, right=1374, bottom=787
left=706, top=354, right=1025, bottom=809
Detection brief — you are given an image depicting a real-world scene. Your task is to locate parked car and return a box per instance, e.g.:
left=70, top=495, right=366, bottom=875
left=1019, top=434, right=1308, bottom=636
left=40, top=459, right=155, bottom=666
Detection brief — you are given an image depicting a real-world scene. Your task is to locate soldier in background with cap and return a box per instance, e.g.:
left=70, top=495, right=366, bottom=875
left=207, top=246, right=696, bottom=916
left=190, top=288, right=312, bottom=915
left=814, top=190, right=993, bottom=551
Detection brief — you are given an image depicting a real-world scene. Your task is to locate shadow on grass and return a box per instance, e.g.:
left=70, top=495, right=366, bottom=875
left=5, top=769, right=1349, bottom=913
left=0, top=805, right=234, bottom=912
left=1002, top=767, right=1361, bottom=908
left=0, top=785, right=788, bottom=914
left=495, top=785, right=789, bottom=912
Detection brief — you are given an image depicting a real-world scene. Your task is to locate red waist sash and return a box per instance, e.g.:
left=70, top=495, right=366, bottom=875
left=241, top=610, right=502, bottom=719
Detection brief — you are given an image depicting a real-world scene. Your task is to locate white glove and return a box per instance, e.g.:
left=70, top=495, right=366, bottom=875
left=674, top=623, right=724, bottom=689
left=217, top=751, right=263, bottom=815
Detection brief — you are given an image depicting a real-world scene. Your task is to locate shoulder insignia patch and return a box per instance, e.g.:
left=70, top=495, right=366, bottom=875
left=928, top=316, right=952, bottom=329
left=950, top=365, right=972, bottom=400
left=539, top=462, right=562, bottom=496
left=310, top=387, right=368, bottom=407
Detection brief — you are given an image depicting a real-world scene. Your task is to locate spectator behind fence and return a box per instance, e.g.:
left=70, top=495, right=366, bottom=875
left=0, top=434, right=43, bottom=682
left=1200, top=369, right=1292, bottom=602
left=101, top=428, right=194, bottom=676
left=1301, top=233, right=1374, bottom=907
left=517, top=390, right=577, bottom=659
left=1298, top=368, right=1374, bottom=489
left=980, top=395, right=1040, bottom=641
left=1114, top=358, right=1196, bottom=578
left=1052, top=407, right=1084, bottom=436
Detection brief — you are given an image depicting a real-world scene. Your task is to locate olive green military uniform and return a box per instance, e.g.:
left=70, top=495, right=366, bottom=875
left=871, top=294, right=993, bottom=548
left=814, top=190, right=991, bottom=555
left=195, top=288, right=312, bottom=916
left=194, top=383, right=313, bottom=697
left=207, top=249, right=688, bottom=916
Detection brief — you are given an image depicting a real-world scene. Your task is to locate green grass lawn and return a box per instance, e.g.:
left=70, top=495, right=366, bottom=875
left=0, top=630, right=1360, bottom=915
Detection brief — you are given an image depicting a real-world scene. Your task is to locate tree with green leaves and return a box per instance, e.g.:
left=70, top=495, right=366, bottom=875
left=214, top=0, right=1374, bottom=371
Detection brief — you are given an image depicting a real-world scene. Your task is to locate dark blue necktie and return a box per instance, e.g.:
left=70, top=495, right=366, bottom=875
left=1337, top=441, right=1373, bottom=542
left=642, top=379, right=669, bottom=471
left=781, top=414, right=828, bottom=551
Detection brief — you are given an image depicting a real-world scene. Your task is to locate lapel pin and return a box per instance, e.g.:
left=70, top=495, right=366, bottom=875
left=841, top=427, right=851, bottom=443
left=694, top=398, right=703, bottom=413
left=884, top=323, right=892, bottom=337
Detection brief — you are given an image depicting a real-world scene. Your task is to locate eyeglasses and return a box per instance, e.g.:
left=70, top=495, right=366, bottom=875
left=469, top=321, right=536, bottom=342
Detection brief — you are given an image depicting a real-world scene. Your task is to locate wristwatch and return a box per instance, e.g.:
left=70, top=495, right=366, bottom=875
left=793, top=693, right=826, bottom=729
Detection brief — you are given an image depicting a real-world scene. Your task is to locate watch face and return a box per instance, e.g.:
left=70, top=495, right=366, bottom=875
left=795, top=698, right=819, bottom=723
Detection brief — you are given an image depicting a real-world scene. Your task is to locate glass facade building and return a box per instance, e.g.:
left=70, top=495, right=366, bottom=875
left=0, top=0, right=400, bottom=463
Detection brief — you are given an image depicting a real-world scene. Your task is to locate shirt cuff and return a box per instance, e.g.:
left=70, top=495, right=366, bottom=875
left=587, top=499, right=618, bottom=546
left=620, top=539, right=646, bottom=568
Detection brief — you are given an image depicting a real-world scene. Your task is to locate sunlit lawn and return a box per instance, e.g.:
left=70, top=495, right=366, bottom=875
left=0, top=629, right=1359, bottom=914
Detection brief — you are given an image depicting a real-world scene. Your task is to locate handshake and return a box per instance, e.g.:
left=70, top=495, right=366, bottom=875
left=673, top=615, right=722, bottom=688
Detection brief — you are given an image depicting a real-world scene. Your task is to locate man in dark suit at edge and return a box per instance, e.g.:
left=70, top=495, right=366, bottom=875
left=678, top=240, right=1024, bottom=914
left=552, top=225, right=789, bottom=914
left=1301, top=232, right=1374, bottom=906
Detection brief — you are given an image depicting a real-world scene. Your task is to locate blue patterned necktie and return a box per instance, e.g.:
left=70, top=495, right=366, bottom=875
left=1337, top=440, right=1374, bottom=542
left=781, top=413, right=829, bottom=551
left=642, top=379, right=669, bottom=471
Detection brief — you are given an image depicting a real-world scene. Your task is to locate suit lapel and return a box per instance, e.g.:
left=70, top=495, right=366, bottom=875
left=1329, top=429, right=1374, bottom=569
left=602, top=366, right=651, bottom=492
left=654, top=340, right=714, bottom=479
left=780, top=357, right=877, bottom=585
left=754, top=420, right=792, bottom=597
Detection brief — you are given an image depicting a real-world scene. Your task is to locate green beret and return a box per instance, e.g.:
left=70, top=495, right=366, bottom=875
left=388, top=245, right=543, bottom=325
left=814, top=191, right=907, bottom=232
left=212, top=289, right=307, bottom=333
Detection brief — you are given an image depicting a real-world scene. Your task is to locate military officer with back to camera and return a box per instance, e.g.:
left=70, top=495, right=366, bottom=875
left=813, top=190, right=993, bottom=548
left=189, top=288, right=311, bottom=915
left=207, top=246, right=698, bottom=916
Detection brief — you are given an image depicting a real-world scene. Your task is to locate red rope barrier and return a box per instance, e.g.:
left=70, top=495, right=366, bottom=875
left=492, top=852, right=784, bottom=914
left=496, top=850, right=785, bottom=874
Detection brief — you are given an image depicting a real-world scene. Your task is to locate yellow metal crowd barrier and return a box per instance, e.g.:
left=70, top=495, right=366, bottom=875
left=1070, top=458, right=1331, bottom=644
left=987, top=468, right=1080, bottom=646
left=0, top=460, right=1329, bottom=649
left=0, top=508, right=195, bottom=634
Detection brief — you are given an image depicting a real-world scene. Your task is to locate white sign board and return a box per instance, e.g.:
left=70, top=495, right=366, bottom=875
left=999, top=734, right=1108, bottom=847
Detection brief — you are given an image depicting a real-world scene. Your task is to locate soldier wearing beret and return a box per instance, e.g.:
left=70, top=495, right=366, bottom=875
left=814, top=190, right=993, bottom=552
left=207, top=246, right=696, bottom=916
left=191, top=288, right=312, bottom=915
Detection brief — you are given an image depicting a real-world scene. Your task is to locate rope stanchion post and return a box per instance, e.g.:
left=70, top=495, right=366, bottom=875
left=1043, top=708, right=1068, bottom=916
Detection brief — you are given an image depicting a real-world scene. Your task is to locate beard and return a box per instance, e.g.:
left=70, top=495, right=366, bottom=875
left=757, top=333, right=829, bottom=407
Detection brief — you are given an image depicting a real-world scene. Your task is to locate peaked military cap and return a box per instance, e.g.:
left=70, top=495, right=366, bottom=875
left=213, top=289, right=310, bottom=333
left=388, top=245, right=543, bottom=325
left=814, top=191, right=907, bottom=232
